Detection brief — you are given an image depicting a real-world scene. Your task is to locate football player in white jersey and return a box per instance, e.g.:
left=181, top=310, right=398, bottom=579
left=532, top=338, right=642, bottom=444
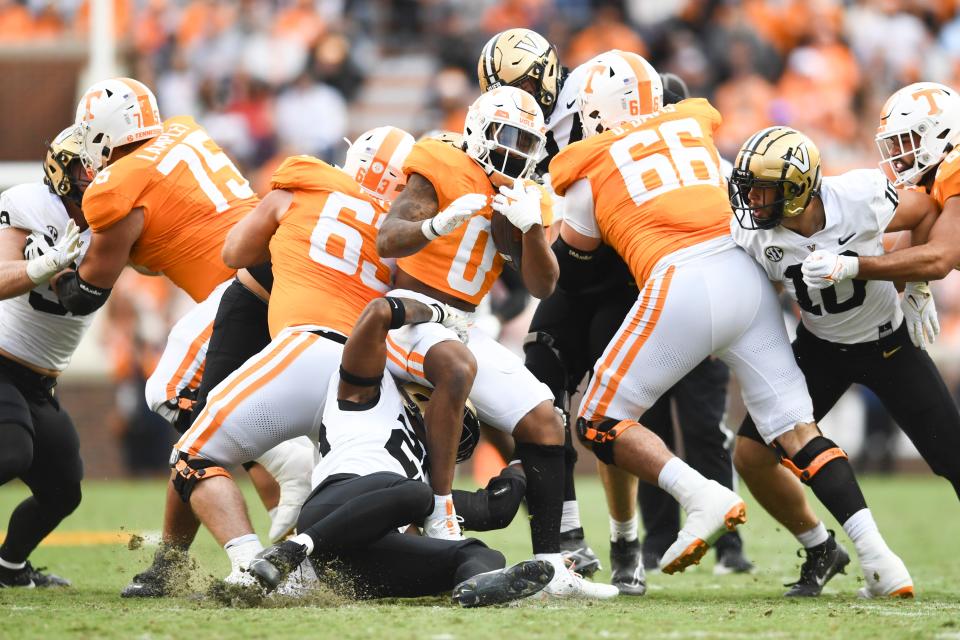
left=0, top=127, right=91, bottom=587
left=248, top=296, right=553, bottom=606
left=728, top=126, right=952, bottom=597
left=479, top=30, right=750, bottom=594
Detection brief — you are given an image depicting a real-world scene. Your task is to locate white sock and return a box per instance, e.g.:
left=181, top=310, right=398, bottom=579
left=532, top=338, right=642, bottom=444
left=609, top=515, right=638, bottom=543
left=0, top=557, right=26, bottom=570
left=657, top=457, right=707, bottom=512
left=534, top=552, right=565, bottom=571
left=431, top=494, right=453, bottom=518
left=843, top=508, right=887, bottom=560
left=224, top=533, right=263, bottom=573
left=795, top=521, right=829, bottom=549
left=560, top=501, right=581, bottom=534
left=290, top=532, right=314, bottom=555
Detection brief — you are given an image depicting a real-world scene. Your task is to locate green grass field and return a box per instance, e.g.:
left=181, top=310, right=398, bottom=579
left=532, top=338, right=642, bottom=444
left=1, top=475, right=958, bottom=639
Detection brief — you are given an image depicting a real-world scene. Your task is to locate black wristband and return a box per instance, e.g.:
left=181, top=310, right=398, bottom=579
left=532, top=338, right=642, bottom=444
left=339, top=366, right=383, bottom=387
left=383, top=296, right=407, bottom=329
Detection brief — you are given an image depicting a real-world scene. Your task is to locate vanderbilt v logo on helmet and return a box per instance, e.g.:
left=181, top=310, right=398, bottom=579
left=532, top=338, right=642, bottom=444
left=478, top=28, right=562, bottom=118
left=730, top=126, right=822, bottom=230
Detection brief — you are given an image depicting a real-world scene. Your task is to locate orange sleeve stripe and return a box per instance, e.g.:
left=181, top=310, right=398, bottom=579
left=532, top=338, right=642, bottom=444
left=164, top=319, right=215, bottom=401
left=188, top=333, right=318, bottom=453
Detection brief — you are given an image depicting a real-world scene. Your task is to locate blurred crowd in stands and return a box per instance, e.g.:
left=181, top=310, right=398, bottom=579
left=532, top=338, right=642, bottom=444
left=4, top=0, right=960, bottom=473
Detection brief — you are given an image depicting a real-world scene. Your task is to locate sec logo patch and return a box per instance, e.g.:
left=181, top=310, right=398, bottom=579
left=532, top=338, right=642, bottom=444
left=764, top=246, right=783, bottom=262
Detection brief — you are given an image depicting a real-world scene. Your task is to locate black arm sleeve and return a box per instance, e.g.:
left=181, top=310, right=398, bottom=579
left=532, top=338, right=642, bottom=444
left=53, top=271, right=111, bottom=315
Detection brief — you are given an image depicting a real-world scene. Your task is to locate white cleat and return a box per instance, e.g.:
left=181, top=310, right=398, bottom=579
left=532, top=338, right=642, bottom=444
left=273, top=558, right=321, bottom=598
left=857, top=551, right=914, bottom=599
left=539, top=555, right=619, bottom=600
left=660, top=480, right=747, bottom=575
left=423, top=496, right=465, bottom=541
left=257, top=438, right=316, bottom=543
left=223, top=569, right=259, bottom=588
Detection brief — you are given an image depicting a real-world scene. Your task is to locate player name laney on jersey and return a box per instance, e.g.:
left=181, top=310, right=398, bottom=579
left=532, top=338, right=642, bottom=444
left=731, top=169, right=902, bottom=344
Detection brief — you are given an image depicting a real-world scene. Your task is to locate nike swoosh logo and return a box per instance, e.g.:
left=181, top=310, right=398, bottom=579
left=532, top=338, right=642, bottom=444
left=838, top=233, right=856, bottom=245
left=882, top=346, right=902, bottom=359
left=566, top=99, right=577, bottom=110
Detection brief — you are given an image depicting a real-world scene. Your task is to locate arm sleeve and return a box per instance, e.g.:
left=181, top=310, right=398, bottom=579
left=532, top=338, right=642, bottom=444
left=561, top=178, right=600, bottom=238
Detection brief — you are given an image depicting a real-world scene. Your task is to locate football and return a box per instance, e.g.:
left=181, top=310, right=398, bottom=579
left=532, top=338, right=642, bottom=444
left=490, top=210, right=523, bottom=270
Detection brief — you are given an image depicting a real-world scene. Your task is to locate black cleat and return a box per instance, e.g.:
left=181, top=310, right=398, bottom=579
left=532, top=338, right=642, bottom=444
left=452, top=559, right=554, bottom=607
left=121, top=545, right=189, bottom=598
left=0, top=561, right=70, bottom=588
left=248, top=540, right=308, bottom=592
left=559, top=527, right=601, bottom=577
left=784, top=531, right=850, bottom=597
left=641, top=549, right=662, bottom=571
left=610, top=538, right=646, bottom=596
left=714, top=547, right=755, bottom=575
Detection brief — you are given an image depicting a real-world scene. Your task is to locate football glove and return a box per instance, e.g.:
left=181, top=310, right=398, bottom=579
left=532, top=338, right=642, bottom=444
left=902, top=282, right=940, bottom=350
left=422, top=193, right=488, bottom=240
left=25, top=219, right=82, bottom=285
left=492, top=178, right=542, bottom=234
left=801, top=250, right=859, bottom=290
left=429, top=302, right=470, bottom=344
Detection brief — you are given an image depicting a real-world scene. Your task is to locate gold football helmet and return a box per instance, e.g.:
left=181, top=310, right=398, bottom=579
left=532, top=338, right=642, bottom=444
left=400, top=383, right=480, bottom=464
left=730, top=126, right=822, bottom=230
left=43, top=125, right=88, bottom=206
left=478, top=28, right=562, bottom=118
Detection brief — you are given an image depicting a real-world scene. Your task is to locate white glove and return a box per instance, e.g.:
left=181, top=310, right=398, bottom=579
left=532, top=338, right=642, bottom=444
left=25, top=220, right=82, bottom=285
left=429, top=302, right=470, bottom=344
left=902, top=282, right=940, bottom=350
left=801, top=250, right=859, bottom=290
left=422, top=193, right=488, bottom=240
left=491, top=178, right=542, bottom=234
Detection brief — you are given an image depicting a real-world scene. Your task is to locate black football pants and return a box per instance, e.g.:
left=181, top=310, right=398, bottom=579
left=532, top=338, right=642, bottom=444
left=740, top=322, right=960, bottom=500
left=297, top=472, right=505, bottom=599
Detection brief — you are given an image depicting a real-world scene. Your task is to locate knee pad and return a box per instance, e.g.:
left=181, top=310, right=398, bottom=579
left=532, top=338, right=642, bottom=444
left=170, top=450, right=232, bottom=503
left=523, top=331, right=568, bottom=410
left=576, top=417, right=639, bottom=465
left=779, top=436, right=848, bottom=484
left=484, top=466, right=526, bottom=530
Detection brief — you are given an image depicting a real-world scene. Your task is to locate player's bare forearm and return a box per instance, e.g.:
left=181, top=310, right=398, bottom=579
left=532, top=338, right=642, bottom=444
left=222, top=190, right=290, bottom=268
left=338, top=297, right=437, bottom=404
left=377, top=173, right=439, bottom=258
left=78, top=208, right=143, bottom=289
left=860, top=199, right=960, bottom=281
left=0, top=228, right=35, bottom=299
left=519, top=225, right=558, bottom=299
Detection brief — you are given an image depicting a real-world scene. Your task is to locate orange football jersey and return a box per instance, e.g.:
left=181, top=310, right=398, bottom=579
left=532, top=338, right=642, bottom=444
left=268, top=156, right=393, bottom=337
left=397, top=139, right=552, bottom=307
left=81, top=116, right=258, bottom=301
left=932, top=147, right=960, bottom=207
left=550, top=98, right=731, bottom=287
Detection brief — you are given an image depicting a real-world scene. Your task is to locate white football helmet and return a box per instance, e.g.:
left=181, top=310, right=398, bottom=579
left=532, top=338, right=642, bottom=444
left=464, top=85, right=546, bottom=182
left=75, top=77, right=162, bottom=176
left=876, top=82, right=960, bottom=186
left=578, top=50, right=663, bottom=138
left=344, top=126, right=415, bottom=203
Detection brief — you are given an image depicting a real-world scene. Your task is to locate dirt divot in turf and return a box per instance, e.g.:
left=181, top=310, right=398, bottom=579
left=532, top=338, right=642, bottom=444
left=204, top=560, right=351, bottom=609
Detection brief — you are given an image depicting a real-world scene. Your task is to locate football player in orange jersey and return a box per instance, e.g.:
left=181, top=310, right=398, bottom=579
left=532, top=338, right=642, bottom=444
left=551, top=50, right=912, bottom=597
left=802, top=82, right=960, bottom=286
left=57, top=78, right=314, bottom=596
left=377, top=86, right=617, bottom=599
left=171, top=126, right=469, bottom=585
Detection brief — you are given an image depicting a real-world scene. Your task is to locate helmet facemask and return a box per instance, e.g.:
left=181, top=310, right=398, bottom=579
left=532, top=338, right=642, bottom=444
left=43, top=126, right=89, bottom=206
left=480, top=120, right=544, bottom=181
left=464, top=86, right=547, bottom=184
left=729, top=170, right=795, bottom=230
left=876, top=128, right=935, bottom=187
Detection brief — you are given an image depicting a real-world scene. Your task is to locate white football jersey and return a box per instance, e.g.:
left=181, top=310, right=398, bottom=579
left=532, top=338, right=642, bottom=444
left=0, top=183, right=94, bottom=371
left=544, top=63, right=588, bottom=159
left=731, top=169, right=902, bottom=344
left=312, top=373, right=427, bottom=489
